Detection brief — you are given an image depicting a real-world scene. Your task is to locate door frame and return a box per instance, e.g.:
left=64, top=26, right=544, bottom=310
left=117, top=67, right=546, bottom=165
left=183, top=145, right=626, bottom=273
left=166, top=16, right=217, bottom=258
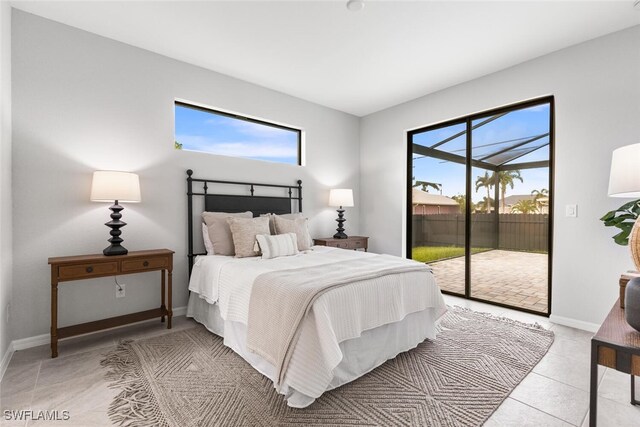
left=406, top=96, right=555, bottom=317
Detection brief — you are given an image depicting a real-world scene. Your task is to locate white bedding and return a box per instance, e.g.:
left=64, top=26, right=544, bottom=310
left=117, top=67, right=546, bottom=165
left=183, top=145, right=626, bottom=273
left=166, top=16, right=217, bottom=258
left=187, top=246, right=446, bottom=407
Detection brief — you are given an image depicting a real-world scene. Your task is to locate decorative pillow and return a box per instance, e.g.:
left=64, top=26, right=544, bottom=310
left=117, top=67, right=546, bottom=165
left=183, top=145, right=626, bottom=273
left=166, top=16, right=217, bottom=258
left=202, top=223, right=214, bottom=255
left=202, top=211, right=253, bottom=256
left=256, top=233, right=299, bottom=259
left=228, top=216, right=271, bottom=258
left=260, top=213, right=304, bottom=235
left=273, top=216, right=312, bottom=251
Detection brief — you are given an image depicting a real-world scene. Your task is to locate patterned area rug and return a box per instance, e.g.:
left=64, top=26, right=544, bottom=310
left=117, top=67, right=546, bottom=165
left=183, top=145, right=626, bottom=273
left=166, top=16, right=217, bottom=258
left=101, top=307, right=554, bottom=427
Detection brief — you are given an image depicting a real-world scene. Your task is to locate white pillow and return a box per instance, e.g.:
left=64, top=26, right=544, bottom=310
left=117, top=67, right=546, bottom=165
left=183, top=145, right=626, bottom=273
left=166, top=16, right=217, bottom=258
left=202, top=223, right=214, bottom=255
left=256, top=233, right=299, bottom=259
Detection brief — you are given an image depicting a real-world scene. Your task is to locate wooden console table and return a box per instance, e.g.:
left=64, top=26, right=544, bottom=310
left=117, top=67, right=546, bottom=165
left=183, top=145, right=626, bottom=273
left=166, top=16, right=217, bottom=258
left=48, top=249, right=174, bottom=358
left=589, top=298, right=640, bottom=426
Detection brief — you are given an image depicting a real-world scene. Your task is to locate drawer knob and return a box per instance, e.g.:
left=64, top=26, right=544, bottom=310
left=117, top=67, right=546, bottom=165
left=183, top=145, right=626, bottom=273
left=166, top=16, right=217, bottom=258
left=86, top=266, right=93, bottom=273
left=143, top=261, right=149, bottom=267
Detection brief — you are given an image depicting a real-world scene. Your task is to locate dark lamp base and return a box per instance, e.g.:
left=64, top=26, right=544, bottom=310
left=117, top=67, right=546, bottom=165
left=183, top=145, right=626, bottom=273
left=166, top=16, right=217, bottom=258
left=102, top=200, right=129, bottom=257
left=334, top=207, right=348, bottom=239
left=103, top=244, right=128, bottom=256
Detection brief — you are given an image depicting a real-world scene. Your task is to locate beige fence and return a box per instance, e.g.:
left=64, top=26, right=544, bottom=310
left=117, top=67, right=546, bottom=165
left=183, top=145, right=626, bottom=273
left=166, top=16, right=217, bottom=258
left=412, top=213, right=549, bottom=252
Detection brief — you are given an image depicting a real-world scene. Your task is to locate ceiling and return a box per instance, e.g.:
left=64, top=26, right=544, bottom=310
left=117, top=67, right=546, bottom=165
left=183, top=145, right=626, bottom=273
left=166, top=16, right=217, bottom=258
left=10, top=0, right=640, bottom=116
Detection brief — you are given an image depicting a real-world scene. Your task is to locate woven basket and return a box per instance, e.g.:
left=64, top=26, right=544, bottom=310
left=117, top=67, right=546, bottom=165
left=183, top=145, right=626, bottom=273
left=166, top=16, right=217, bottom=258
left=631, top=219, right=640, bottom=272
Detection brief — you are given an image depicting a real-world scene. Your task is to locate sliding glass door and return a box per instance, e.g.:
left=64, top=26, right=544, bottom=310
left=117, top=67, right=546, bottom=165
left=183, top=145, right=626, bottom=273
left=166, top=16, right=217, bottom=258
left=411, top=121, right=467, bottom=296
left=407, top=97, right=553, bottom=315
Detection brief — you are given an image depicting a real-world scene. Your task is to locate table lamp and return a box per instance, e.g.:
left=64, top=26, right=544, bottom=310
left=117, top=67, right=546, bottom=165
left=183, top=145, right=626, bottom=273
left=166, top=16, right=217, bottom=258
left=608, top=143, right=640, bottom=332
left=90, top=171, right=141, bottom=256
left=608, top=143, right=640, bottom=270
left=329, top=188, right=354, bottom=239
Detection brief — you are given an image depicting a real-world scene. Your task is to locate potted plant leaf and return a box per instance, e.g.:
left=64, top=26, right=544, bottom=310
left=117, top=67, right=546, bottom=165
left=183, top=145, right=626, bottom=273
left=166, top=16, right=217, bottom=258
left=600, top=199, right=640, bottom=247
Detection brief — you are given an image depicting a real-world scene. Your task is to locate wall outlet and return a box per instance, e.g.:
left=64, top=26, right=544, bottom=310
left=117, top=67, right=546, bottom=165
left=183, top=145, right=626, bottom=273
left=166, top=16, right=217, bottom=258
left=116, top=284, right=126, bottom=298
left=565, top=204, right=578, bottom=218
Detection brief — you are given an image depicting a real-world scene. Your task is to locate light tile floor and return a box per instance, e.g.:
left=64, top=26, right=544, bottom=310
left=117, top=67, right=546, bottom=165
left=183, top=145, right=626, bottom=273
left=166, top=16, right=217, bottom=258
left=0, top=297, right=638, bottom=426
left=430, top=250, right=549, bottom=313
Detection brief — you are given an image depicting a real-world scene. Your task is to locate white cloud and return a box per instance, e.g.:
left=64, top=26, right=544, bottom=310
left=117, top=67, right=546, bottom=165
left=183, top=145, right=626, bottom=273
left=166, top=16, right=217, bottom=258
left=176, top=134, right=297, bottom=159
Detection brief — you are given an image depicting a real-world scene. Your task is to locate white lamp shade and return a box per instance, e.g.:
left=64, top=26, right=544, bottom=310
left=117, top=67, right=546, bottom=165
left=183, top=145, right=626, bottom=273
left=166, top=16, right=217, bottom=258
left=329, top=189, right=354, bottom=207
left=608, top=143, right=640, bottom=198
left=90, top=171, right=141, bottom=203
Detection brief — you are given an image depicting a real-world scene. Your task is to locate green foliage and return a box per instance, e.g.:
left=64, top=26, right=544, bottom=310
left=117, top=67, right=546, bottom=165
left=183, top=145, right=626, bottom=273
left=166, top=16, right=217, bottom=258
left=451, top=194, right=475, bottom=214
left=412, top=246, right=489, bottom=263
left=413, top=180, right=441, bottom=193
left=474, top=172, right=494, bottom=213
left=475, top=196, right=495, bottom=213
left=511, top=199, right=538, bottom=214
left=174, top=140, right=183, bottom=150
left=496, top=170, right=523, bottom=212
left=600, top=200, right=640, bottom=246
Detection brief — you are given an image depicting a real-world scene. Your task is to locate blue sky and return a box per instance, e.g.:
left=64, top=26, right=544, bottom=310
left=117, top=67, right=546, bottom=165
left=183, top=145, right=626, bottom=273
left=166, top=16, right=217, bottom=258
left=175, top=104, right=299, bottom=165
left=412, top=104, right=551, bottom=203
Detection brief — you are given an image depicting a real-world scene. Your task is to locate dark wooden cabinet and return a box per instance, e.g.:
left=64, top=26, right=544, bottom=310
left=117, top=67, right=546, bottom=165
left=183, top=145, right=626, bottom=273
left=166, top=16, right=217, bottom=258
left=313, top=236, right=368, bottom=251
left=589, top=298, right=640, bottom=426
left=47, top=249, right=174, bottom=358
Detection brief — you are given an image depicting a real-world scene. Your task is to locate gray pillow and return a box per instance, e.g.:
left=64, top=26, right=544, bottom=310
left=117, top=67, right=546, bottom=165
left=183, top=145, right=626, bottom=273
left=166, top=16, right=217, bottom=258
left=273, top=216, right=312, bottom=251
left=228, top=216, right=271, bottom=258
left=260, top=212, right=304, bottom=235
left=202, top=211, right=252, bottom=256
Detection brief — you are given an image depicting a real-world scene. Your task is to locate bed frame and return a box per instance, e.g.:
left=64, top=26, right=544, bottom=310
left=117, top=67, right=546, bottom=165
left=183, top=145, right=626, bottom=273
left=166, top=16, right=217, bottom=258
left=186, top=169, right=303, bottom=277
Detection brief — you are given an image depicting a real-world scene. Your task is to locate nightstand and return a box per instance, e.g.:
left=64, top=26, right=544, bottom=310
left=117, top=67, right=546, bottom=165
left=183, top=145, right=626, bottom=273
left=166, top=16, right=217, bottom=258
left=47, top=249, right=174, bottom=358
left=313, top=236, right=368, bottom=251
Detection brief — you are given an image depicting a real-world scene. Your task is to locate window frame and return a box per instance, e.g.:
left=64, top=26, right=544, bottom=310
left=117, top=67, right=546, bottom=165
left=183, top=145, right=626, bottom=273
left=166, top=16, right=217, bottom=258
left=175, top=100, right=303, bottom=166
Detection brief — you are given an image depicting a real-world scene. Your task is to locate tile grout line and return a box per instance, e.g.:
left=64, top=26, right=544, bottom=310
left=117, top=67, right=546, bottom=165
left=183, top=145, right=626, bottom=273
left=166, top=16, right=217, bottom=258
left=508, top=395, right=582, bottom=426
left=510, top=372, right=590, bottom=426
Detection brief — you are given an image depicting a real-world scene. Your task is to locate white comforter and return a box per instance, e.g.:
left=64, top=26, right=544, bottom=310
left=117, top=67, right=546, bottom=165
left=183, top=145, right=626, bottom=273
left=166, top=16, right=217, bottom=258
left=189, top=246, right=446, bottom=401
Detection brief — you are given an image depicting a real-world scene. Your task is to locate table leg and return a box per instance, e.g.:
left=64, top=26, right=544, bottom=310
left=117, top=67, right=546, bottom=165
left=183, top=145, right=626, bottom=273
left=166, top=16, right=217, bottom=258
left=167, top=267, right=173, bottom=329
left=589, top=341, right=598, bottom=426
left=632, top=375, right=638, bottom=405
left=51, top=281, right=58, bottom=358
left=161, top=269, right=166, bottom=324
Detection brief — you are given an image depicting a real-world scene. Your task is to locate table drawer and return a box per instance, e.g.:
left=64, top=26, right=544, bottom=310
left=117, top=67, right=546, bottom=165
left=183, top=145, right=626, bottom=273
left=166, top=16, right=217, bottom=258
left=122, top=257, right=168, bottom=272
left=350, top=239, right=366, bottom=249
left=330, top=240, right=366, bottom=249
left=58, top=262, right=119, bottom=280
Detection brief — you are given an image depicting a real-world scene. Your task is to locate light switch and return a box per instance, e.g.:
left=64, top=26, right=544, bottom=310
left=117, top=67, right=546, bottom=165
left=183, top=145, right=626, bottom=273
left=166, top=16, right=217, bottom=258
left=566, top=204, right=577, bottom=218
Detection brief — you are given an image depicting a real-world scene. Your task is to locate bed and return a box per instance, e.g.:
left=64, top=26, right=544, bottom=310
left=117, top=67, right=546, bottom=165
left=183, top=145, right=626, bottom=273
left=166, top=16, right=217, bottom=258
left=184, top=170, right=446, bottom=408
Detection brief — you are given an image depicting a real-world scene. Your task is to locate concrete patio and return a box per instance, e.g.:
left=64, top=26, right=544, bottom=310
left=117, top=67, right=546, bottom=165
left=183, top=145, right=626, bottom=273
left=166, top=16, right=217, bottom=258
left=429, top=249, right=548, bottom=313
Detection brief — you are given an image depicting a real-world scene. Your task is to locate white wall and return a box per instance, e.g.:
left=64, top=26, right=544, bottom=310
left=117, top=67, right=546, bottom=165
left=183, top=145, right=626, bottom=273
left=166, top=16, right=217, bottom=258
left=0, top=2, right=13, bottom=365
left=360, top=25, right=640, bottom=327
left=11, top=11, right=360, bottom=341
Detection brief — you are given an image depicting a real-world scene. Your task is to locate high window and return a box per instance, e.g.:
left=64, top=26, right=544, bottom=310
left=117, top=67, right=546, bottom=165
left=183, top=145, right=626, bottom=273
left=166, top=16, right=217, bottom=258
left=174, top=101, right=301, bottom=165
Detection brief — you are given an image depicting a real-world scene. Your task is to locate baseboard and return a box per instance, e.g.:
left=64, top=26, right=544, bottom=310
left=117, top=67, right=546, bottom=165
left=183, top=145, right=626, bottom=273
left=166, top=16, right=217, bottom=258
left=0, top=341, right=15, bottom=382
left=549, top=314, right=600, bottom=333
left=1, top=305, right=188, bottom=380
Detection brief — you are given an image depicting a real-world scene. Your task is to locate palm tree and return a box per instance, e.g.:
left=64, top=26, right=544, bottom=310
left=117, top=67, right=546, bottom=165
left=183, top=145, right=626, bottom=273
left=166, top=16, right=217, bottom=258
left=495, top=170, right=523, bottom=213
left=475, top=172, right=494, bottom=213
left=531, top=188, right=549, bottom=210
left=413, top=180, right=441, bottom=193
left=451, top=194, right=475, bottom=214
left=476, top=196, right=495, bottom=213
left=511, top=199, right=538, bottom=214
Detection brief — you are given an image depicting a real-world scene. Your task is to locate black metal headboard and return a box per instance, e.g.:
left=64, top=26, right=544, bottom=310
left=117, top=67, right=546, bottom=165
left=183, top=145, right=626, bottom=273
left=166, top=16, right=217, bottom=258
left=186, top=169, right=302, bottom=276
